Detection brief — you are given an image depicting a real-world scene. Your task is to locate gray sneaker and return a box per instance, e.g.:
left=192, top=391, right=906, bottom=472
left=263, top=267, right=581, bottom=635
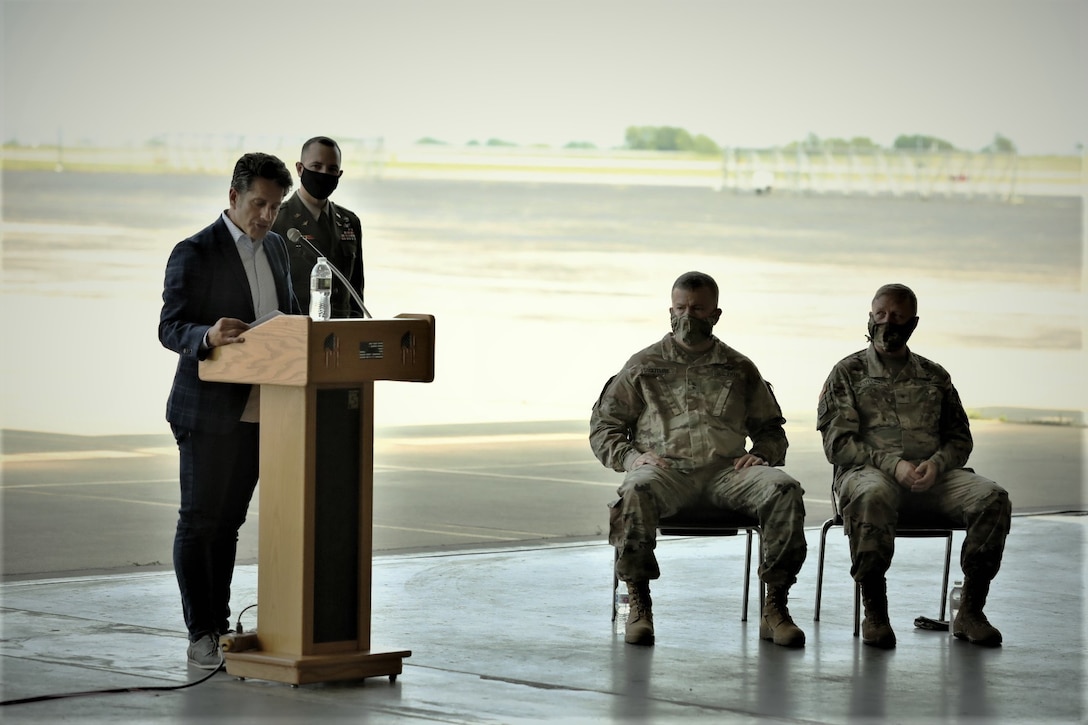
left=186, top=633, right=222, bottom=670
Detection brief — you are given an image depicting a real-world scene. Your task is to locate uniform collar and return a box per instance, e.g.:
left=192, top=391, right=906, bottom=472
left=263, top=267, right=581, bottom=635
left=662, top=333, right=727, bottom=362
left=298, top=191, right=335, bottom=222
left=865, top=343, right=913, bottom=378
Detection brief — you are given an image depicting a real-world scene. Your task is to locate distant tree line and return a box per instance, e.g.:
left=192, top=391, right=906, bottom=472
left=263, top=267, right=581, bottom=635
left=770, top=132, right=1016, bottom=154
left=623, top=126, right=721, bottom=154
left=413, top=129, right=1019, bottom=154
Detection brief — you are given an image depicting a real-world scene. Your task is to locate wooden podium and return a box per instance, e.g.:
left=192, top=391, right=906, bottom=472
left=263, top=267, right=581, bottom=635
left=199, top=313, right=434, bottom=685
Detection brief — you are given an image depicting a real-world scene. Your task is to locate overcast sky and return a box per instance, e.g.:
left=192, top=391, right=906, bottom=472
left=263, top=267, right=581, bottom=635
left=3, top=0, right=1085, bottom=153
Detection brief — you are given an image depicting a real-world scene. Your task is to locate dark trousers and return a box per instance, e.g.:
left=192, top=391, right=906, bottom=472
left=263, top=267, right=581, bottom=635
left=172, top=422, right=259, bottom=641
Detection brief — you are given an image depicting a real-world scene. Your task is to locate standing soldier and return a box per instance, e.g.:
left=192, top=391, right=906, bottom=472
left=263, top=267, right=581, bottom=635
left=273, top=136, right=364, bottom=318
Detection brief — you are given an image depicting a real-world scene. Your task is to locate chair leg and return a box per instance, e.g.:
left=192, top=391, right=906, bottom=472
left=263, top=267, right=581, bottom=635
left=853, top=581, right=861, bottom=637
left=742, top=529, right=753, bottom=622
left=814, top=517, right=835, bottom=621
left=612, top=548, right=619, bottom=623
left=939, top=531, right=953, bottom=621
left=756, top=528, right=765, bottom=616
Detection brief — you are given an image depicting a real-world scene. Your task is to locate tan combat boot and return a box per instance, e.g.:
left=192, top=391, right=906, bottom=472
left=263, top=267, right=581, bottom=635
left=953, top=578, right=1002, bottom=647
left=760, top=585, right=806, bottom=647
left=860, top=576, right=896, bottom=649
left=625, top=581, right=655, bottom=646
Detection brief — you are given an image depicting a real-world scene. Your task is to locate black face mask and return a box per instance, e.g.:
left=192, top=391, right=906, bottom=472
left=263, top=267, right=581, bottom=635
left=300, top=167, right=339, bottom=201
left=867, top=316, right=918, bottom=353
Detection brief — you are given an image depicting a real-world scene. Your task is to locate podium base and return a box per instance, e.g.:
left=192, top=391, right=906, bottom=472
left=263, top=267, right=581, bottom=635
left=224, top=647, right=411, bottom=685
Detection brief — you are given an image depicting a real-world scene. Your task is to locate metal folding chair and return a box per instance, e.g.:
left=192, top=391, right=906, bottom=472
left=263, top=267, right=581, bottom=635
left=814, top=489, right=964, bottom=635
left=611, top=504, right=764, bottom=625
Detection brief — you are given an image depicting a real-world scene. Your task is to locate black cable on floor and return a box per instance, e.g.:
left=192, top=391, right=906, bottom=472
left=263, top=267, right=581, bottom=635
left=2, top=601, right=261, bottom=708
left=0, top=652, right=225, bottom=706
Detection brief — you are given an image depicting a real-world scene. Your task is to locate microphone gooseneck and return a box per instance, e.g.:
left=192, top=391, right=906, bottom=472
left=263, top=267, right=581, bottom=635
left=286, top=228, right=371, bottom=319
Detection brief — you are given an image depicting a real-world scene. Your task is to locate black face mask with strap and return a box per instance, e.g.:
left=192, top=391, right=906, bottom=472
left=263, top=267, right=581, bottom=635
left=300, top=167, right=339, bottom=201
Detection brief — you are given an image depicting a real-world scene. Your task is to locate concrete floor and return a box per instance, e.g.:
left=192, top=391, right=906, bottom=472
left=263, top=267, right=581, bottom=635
left=1, top=513, right=1084, bottom=724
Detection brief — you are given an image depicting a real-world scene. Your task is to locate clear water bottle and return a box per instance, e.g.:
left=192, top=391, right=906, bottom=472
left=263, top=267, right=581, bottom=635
left=309, top=257, right=332, bottom=321
left=949, top=580, right=963, bottom=625
left=614, top=586, right=629, bottom=633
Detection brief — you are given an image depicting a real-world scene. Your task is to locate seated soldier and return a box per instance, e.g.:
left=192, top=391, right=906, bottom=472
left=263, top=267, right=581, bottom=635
left=817, top=283, right=1012, bottom=648
left=590, top=271, right=808, bottom=647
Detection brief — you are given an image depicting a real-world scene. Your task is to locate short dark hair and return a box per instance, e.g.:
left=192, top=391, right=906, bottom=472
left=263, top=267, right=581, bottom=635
left=301, top=136, right=342, bottom=158
left=230, top=152, right=293, bottom=195
left=672, top=271, right=719, bottom=304
left=872, top=283, right=918, bottom=314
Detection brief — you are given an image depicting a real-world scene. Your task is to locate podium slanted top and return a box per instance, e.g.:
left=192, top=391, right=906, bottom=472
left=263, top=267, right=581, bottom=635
left=199, top=314, right=435, bottom=386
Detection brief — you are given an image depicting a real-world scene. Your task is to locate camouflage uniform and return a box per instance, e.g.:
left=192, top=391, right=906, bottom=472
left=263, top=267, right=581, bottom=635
left=817, top=344, right=1011, bottom=583
left=590, top=334, right=807, bottom=586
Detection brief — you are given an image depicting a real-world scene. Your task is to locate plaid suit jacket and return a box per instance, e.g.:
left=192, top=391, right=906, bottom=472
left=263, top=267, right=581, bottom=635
left=159, top=216, right=300, bottom=433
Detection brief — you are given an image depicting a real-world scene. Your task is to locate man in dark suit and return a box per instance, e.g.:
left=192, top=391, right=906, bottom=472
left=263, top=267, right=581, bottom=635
left=159, top=152, right=300, bottom=668
left=272, top=135, right=364, bottom=318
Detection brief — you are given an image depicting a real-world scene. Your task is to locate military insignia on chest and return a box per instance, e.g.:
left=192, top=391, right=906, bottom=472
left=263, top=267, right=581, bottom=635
left=707, top=363, right=737, bottom=379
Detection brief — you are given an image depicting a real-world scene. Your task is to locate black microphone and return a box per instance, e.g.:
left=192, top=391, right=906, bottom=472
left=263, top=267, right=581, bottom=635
left=286, top=228, right=371, bottom=319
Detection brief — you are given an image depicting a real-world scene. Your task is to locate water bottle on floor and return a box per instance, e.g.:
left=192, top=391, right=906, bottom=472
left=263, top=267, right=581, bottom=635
left=614, top=586, right=629, bottom=633
left=309, top=257, right=332, bottom=321
left=949, top=579, right=963, bottom=626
